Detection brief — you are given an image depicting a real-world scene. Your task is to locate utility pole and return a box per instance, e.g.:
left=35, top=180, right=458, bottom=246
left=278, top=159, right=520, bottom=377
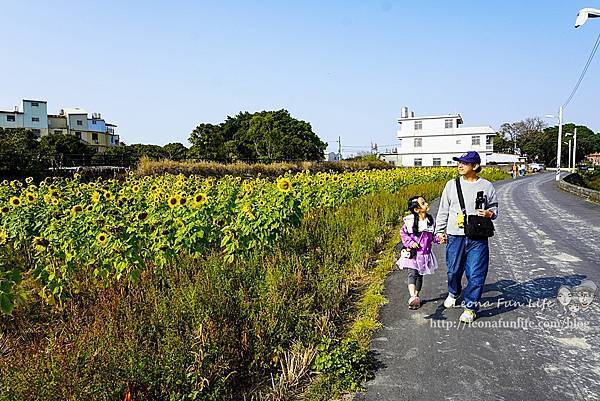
left=573, top=127, right=578, bottom=172
left=556, top=106, right=563, bottom=181
left=337, top=136, right=342, bottom=161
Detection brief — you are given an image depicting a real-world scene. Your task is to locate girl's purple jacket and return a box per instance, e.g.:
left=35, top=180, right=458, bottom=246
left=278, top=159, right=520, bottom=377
left=400, top=214, right=440, bottom=256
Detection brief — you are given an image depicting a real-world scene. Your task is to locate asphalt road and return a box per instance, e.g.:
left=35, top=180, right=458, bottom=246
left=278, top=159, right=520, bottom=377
left=356, top=172, right=600, bottom=401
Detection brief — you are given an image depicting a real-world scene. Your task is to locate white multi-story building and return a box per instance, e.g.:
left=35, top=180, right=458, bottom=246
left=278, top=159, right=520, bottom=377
left=0, top=99, right=49, bottom=138
left=0, top=99, right=120, bottom=152
left=379, top=107, right=496, bottom=167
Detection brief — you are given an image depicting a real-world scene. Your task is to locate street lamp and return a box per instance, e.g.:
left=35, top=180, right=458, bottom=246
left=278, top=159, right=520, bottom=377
left=545, top=108, right=564, bottom=181
left=575, top=8, right=600, bottom=28
left=565, top=128, right=578, bottom=172
left=564, top=133, right=573, bottom=171
left=563, top=138, right=573, bottom=171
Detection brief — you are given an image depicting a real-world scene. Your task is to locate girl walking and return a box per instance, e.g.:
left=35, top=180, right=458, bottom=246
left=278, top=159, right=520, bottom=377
left=396, top=195, right=443, bottom=309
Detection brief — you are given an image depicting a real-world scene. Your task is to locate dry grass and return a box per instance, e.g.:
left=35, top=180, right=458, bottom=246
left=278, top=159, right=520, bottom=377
left=135, top=157, right=393, bottom=178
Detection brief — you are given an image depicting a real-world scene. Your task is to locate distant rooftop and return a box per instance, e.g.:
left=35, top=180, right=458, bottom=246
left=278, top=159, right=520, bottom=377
left=60, top=107, right=88, bottom=115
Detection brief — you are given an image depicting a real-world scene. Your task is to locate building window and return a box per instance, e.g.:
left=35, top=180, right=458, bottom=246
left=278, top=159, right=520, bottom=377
left=433, top=158, right=441, bottom=166
left=414, top=158, right=422, bottom=167
left=414, top=137, right=422, bottom=147
left=456, top=139, right=461, bottom=144
left=32, top=117, right=39, bottom=122
left=6, top=115, right=15, bottom=122
left=92, top=120, right=97, bottom=124
left=31, top=102, right=39, bottom=107
left=472, top=136, right=481, bottom=146
left=389, top=160, right=395, bottom=166
left=54, top=130, right=62, bottom=134
left=76, top=131, right=82, bottom=139
left=447, top=160, right=455, bottom=165
left=486, top=135, right=494, bottom=145
left=77, top=120, right=83, bottom=126
left=445, top=119, right=453, bottom=129
left=414, top=120, right=422, bottom=130
left=92, top=133, right=98, bottom=141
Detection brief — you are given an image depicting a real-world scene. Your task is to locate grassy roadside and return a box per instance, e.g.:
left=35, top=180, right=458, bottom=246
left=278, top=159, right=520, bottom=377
left=1, top=170, right=509, bottom=400
left=299, top=171, right=509, bottom=401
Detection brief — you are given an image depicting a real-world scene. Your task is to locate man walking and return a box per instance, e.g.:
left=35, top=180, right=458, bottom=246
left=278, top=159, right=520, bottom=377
left=435, top=151, right=499, bottom=323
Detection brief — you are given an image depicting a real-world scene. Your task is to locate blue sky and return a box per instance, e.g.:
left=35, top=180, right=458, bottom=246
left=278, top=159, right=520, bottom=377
left=1, top=1, right=599, bottom=156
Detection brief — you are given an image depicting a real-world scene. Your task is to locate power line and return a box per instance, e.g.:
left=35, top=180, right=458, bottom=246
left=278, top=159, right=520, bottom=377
left=563, top=32, right=600, bottom=108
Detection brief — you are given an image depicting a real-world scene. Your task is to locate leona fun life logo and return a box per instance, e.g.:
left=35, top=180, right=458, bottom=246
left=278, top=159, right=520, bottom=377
left=557, top=280, right=597, bottom=314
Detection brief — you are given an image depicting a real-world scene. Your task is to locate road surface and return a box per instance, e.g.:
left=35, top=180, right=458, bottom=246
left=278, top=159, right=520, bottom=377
left=356, top=172, right=600, bottom=401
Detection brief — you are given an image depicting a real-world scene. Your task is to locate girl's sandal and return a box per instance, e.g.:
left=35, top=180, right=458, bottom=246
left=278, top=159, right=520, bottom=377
left=408, top=296, right=421, bottom=309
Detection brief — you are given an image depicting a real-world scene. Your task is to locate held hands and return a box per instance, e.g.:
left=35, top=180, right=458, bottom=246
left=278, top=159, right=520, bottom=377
left=476, top=209, right=494, bottom=218
left=436, top=233, right=448, bottom=244
left=410, top=242, right=420, bottom=249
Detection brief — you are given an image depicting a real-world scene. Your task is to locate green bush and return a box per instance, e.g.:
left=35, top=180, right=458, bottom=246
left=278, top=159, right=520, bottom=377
left=313, top=337, right=375, bottom=391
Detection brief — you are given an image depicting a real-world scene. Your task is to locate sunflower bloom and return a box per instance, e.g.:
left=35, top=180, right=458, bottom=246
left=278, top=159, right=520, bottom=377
left=168, top=195, right=179, bottom=208
left=193, top=193, right=208, bottom=206
left=32, top=236, right=50, bottom=252
left=96, top=232, right=109, bottom=246
left=71, top=205, right=84, bottom=217
left=9, top=197, right=21, bottom=207
left=276, top=178, right=292, bottom=193
left=25, top=193, right=36, bottom=203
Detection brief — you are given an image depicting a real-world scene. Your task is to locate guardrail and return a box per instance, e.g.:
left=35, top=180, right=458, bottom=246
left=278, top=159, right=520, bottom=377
left=557, top=173, right=600, bottom=204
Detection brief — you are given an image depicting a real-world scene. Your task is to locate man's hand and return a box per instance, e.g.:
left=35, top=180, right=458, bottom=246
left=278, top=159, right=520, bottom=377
left=476, top=209, right=494, bottom=218
left=437, top=233, right=448, bottom=244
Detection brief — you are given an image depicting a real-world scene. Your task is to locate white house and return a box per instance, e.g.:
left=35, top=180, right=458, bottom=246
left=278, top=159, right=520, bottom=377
left=379, top=107, right=496, bottom=167
left=0, top=99, right=121, bottom=152
left=0, top=99, right=48, bottom=138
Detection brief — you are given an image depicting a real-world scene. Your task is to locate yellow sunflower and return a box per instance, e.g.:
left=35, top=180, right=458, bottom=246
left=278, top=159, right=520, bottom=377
left=32, top=236, right=50, bottom=252
left=9, top=197, right=21, bottom=207
left=276, top=178, right=293, bottom=193
left=70, top=204, right=84, bottom=217
left=25, top=193, right=36, bottom=203
left=96, top=232, right=109, bottom=246
left=167, top=195, right=179, bottom=208
left=193, top=193, right=208, bottom=206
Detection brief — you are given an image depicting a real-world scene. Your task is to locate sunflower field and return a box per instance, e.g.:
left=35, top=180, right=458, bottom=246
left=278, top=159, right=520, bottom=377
left=0, top=167, right=508, bottom=314
left=0, top=166, right=508, bottom=400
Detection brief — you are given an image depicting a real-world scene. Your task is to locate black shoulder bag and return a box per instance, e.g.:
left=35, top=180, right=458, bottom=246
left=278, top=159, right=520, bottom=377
left=455, top=177, right=495, bottom=239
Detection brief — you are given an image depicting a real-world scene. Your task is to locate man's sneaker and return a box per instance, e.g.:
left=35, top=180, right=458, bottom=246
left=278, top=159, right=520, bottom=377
left=443, top=294, right=456, bottom=308
left=408, top=296, right=421, bottom=309
left=459, top=309, right=477, bottom=323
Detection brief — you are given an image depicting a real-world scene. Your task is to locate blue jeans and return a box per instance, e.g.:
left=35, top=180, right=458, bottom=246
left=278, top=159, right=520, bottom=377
left=446, top=235, right=490, bottom=312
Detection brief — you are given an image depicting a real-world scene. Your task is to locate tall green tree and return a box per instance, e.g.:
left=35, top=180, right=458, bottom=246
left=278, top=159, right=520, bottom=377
left=39, top=133, right=95, bottom=155
left=543, top=123, right=600, bottom=167
left=162, top=142, right=188, bottom=160
left=0, top=128, right=42, bottom=172
left=188, top=110, right=327, bottom=162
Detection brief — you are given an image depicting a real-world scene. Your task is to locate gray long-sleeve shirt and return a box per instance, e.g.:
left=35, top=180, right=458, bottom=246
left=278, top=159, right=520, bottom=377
left=435, top=176, right=499, bottom=236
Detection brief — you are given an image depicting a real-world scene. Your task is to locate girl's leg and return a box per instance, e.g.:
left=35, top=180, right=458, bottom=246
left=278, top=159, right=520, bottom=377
left=407, top=269, right=418, bottom=297
left=408, top=284, right=417, bottom=297
left=415, top=273, right=423, bottom=294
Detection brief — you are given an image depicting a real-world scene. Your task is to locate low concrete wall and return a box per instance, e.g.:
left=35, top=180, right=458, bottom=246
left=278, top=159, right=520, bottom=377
left=557, top=173, right=600, bottom=204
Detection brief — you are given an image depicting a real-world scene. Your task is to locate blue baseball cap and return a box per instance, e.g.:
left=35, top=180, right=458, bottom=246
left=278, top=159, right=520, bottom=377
left=453, top=151, right=481, bottom=164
